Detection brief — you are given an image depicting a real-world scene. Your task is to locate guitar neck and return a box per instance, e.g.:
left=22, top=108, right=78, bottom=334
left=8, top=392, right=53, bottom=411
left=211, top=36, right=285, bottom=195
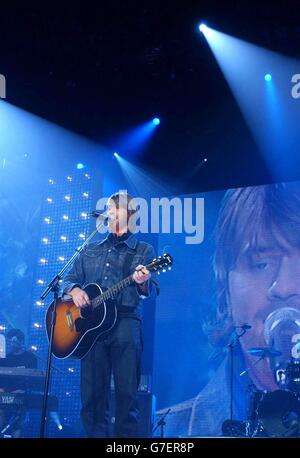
left=89, top=254, right=172, bottom=310
left=91, top=275, right=135, bottom=309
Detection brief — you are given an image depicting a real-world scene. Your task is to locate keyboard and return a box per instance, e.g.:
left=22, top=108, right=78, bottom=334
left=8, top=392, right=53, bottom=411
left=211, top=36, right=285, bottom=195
left=0, top=392, right=58, bottom=411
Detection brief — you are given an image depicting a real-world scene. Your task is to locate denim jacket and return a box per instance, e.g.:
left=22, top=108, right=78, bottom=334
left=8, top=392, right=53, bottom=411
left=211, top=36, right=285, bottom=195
left=156, top=344, right=250, bottom=437
left=61, top=232, right=158, bottom=320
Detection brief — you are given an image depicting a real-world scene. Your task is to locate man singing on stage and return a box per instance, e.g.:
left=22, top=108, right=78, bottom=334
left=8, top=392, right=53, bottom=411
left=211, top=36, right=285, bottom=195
left=62, top=191, right=158, bottom=438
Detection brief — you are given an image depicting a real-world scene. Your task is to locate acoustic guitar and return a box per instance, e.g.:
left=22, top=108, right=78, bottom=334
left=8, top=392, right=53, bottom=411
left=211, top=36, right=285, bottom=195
left=45, top=253, right=173, bottom=359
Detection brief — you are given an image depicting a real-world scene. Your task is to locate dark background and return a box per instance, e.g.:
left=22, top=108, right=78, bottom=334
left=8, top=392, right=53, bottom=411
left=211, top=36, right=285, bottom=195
left=1, top=0, right=300, bottom=193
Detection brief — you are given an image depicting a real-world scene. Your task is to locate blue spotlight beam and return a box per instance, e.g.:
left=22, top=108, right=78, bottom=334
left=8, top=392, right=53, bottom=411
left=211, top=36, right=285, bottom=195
left=110, top=118, right=160, bottom=158
left=199, top=26, right=300, bottom=179
left=114, top=154, right=174, bottom=198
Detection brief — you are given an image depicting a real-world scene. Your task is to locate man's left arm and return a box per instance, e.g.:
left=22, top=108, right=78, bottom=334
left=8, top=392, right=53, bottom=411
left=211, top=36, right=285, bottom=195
left=133, top=245, right=160, bottom=299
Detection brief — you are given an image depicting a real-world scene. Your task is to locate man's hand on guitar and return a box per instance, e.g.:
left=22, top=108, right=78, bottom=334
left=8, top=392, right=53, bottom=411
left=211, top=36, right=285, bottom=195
left=68, top=287, right=90, bottom=308
left=133, top=265, right=151, bottom=284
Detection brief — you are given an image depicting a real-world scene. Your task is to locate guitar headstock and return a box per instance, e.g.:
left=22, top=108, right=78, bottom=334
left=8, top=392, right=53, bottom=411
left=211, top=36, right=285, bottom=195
left=147, top=253, right=173, bottom=274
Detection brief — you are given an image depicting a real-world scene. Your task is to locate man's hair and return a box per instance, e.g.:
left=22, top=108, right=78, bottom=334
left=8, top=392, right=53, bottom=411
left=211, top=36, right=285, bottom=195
left=210, top=181, right=300, bottom=345
left=6, top=328, right=25, bottom=343
left=107, top=192, right=136, bottom=213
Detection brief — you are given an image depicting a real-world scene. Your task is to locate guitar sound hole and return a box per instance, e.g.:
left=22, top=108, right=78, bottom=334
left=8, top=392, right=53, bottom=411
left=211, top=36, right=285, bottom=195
left=80, top=305, right=93, bottom=319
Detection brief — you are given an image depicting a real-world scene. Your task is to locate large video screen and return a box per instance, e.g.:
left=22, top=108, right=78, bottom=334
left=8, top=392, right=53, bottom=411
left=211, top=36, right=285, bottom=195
left=154, top=181, right=300, bottom=437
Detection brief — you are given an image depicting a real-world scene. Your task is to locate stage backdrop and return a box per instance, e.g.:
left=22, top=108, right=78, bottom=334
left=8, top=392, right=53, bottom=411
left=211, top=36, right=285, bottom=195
left=0, top=157, right=42, bottom=332
left=154, top=190, right=224, bottom=408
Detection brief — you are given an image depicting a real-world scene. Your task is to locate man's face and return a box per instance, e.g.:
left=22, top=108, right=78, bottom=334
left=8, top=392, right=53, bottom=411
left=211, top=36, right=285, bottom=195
left=228, top=230, right=300, bottom=390
left=106, top=198, right=129, bottom=233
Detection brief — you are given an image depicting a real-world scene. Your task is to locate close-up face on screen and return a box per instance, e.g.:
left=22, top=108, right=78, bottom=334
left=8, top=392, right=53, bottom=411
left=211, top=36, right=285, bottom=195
left=154, top=181, right=300, bottom=437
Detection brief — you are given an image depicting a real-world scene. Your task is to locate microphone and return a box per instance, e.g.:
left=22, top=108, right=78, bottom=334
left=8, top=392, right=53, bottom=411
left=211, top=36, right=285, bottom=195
left=90, top=210, right=113, bottom=221
left=264, top=307, right=300, bottom=377
left=235, top=324, right=252, bottom=330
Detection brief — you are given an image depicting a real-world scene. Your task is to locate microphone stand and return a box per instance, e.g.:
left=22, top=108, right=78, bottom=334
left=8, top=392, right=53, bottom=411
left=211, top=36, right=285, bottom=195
left=239, top=355, right=266, bottom=378
left=228, top=327, right=248, bottom=421
left=33, top=352, right=67, bottom=375
left=39, top=219, right=105, bottom=438
left=152, top=409, right=171, bottom=438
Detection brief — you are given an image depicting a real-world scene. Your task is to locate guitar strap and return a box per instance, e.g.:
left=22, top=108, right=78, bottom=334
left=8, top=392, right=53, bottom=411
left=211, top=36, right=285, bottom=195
left=117, top=241, right=140, bottom=315
left=122, top=241, right=140, bottom=278
left=122, top=241, right=160, bottom=297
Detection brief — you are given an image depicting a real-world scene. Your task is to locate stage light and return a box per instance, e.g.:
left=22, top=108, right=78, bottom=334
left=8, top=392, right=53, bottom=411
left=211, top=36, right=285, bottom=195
left=76, top=163, right=85, bottom=170
left=264, top=73, right=272, bottom=82
left=62, top=215, right=69, bottom=221
left=31, top=345, right=38, bottom=351
left=199, top=23, right=208, bottom=33
left=198, top=23, right=214, bottom=39
left=48, top=179, right=55, bottom=185
left=84, top=173, right=90, bottom=179
left=42, top=237, right=49, bottom=244
left=46, top=198, right=53, bottom=203
left=37, top=280, right=44, bottom=285
left=58, top=256, right=66, bottom=262
left=44, top=217, right=51, bottom=224
left=152, top=118, right=160, bottom=126
left=39, top=258, right=47, bottom=264
left=33, top=323, right=42, bottom=329
left=81, top=212, right=88, bottom=219
left=50, top=411, right=63, bottom=430
left=60, top=235, right=67, bottom=242
left=113, top=117, right=161, bottom=158
left=79, top=233, right=85, bottom=239
left=83, top=192, right=89, bottom=198
left=64, top=195, right=71, bottom=201
left=66, top=176, right=72, bottom=181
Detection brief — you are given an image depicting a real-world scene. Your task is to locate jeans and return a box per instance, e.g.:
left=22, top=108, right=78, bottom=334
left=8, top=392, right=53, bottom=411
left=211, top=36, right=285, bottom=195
left=80, top=317, right=143, bottom=438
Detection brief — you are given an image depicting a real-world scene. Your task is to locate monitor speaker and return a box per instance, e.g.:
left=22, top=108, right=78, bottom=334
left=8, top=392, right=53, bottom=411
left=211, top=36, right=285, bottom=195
left=109, top=392, right=156, bottom=437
